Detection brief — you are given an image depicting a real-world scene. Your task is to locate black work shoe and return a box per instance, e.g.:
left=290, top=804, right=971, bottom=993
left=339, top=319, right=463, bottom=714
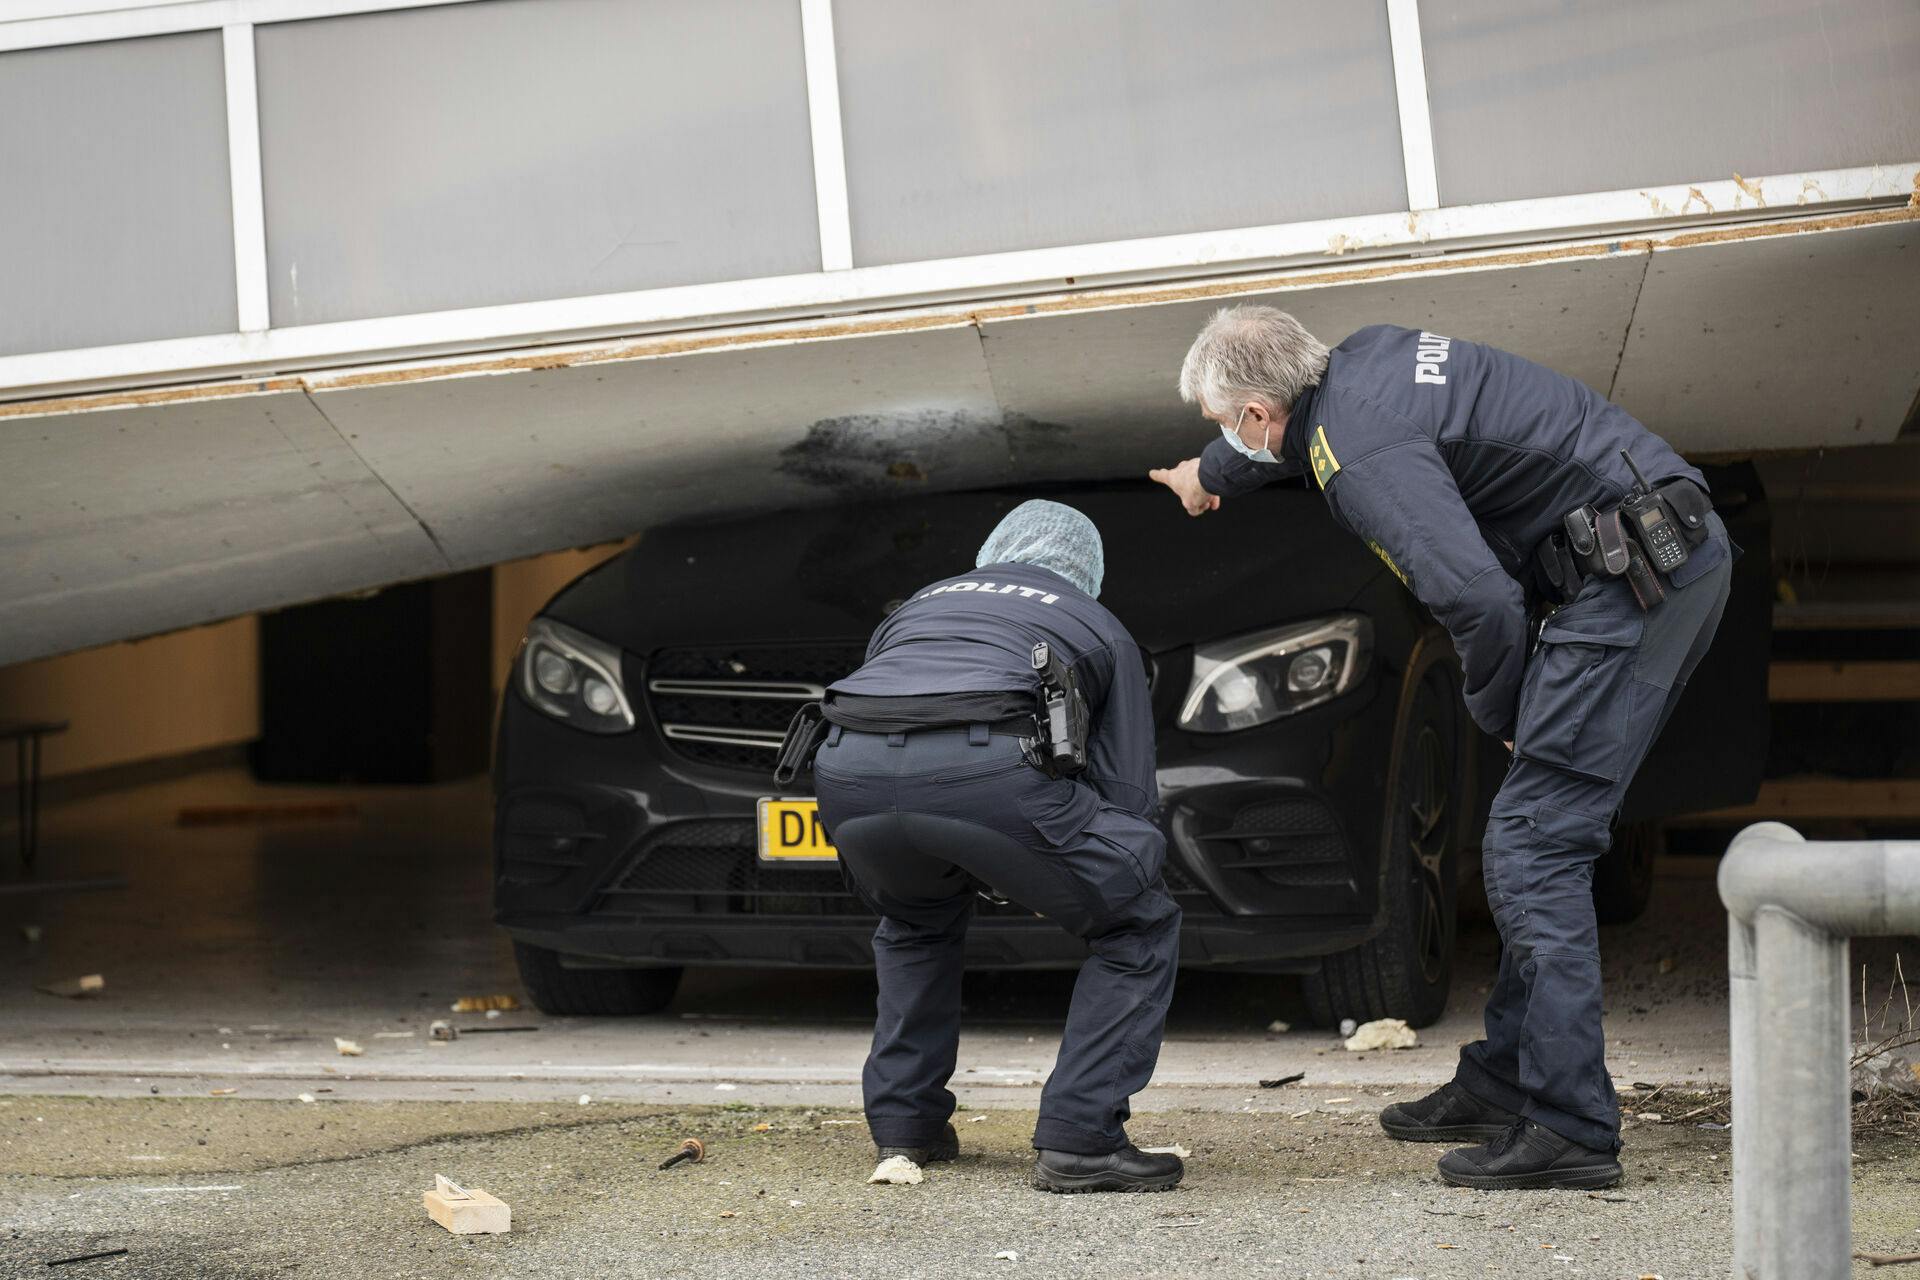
left=1436, top=1119, right=1623, bottom=1190
left=1379, top=1081, right=1520, bottom=1144
left=1031, top=1145, right=1184, bottom=1194
left=876, top=1123, right=959, bottom=1166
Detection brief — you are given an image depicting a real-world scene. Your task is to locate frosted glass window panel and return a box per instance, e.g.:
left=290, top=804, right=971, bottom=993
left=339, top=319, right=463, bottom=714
left=834, top=0, right=1408, bottom=266
left=1422, top=0, right=1920, bottom=206
left=256, top=0, right=820, bottom=325
left=0, top=33, right=236, bottom=357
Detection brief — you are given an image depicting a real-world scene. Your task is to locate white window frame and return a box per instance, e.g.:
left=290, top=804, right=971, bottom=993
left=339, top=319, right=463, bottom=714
left=2, top=2, right=1915, bottom=404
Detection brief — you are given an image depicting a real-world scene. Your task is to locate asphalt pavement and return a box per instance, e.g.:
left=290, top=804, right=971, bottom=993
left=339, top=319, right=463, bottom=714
left=4, top=771, right=1917, bottom=1276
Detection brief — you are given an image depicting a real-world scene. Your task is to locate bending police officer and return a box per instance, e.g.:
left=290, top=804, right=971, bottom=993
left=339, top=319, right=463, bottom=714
left=1151, top=307, right=1732, bottom=1190
left=806, top=500, right=1184, bottom=1194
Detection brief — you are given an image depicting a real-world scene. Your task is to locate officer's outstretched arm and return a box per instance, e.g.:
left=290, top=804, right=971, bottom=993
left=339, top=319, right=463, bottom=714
left=1198, top=434, right=1296, bottom=498
left=1084, top=642, right=1159, bottom=821
left=1333, top=441, right=1529, bottom=743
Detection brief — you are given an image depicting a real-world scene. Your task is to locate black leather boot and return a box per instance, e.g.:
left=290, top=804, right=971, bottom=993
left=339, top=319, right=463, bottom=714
left=1437, top=1119, right=1623, bottom=1190
left=875, top=1123, right=959, bottom=1166
left=1031, top=1144, right=1183, bottom=1194
left=1379, top=1080, right=1520, bottom=1143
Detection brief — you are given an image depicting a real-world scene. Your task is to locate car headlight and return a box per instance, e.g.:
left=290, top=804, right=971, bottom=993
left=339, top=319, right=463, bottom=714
left=517, top=618, right=635, bottom=733
left=1178, top=613, right=1373, bottom=733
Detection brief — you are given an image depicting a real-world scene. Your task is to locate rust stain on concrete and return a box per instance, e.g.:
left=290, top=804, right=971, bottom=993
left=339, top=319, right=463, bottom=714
left=0, top=378, right=302, bottom=421
left=1654, top=206, right=1915, bottom=251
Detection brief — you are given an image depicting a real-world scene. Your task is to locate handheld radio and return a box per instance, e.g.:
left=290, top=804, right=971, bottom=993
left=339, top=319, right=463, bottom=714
left=1618, top=450, right=1690, bottom=575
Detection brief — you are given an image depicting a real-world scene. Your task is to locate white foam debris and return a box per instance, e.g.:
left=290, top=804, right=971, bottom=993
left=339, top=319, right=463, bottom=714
left=1140, top=1144, right=1190, bottom=1158
left=867, top=1155, right=925, bottom=1186
left=1342, top=1018, right=1419, bottom=1052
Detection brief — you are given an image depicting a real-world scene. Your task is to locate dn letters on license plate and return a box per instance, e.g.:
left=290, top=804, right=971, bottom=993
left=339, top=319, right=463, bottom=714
left=757, top=798, right=838, bottom=861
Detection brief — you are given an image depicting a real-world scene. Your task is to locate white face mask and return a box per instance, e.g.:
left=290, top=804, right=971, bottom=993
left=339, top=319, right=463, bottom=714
left=1219, top=405, right=1277, bottom=464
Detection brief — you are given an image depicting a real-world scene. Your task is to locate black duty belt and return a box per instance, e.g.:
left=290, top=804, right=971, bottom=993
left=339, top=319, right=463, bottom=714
left=1534, top=475, right=1713, bottom=612
left=773, top=692, right=1037, bottom=787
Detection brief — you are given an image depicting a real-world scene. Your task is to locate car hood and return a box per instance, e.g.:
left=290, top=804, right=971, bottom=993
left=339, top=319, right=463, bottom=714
left=546, top=481, right=1382, bottom=655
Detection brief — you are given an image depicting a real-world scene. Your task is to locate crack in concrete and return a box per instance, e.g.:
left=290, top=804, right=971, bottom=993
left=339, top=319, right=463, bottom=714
left=300, top=389, right=455, bottom=572
left=1606, top=251, right=1654, bottom=404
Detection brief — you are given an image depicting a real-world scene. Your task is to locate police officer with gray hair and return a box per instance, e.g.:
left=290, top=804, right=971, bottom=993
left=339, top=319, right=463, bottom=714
left=1153, top=306, right=1732, bottom=1190
left=793, top=499, right=1182, bottom=1194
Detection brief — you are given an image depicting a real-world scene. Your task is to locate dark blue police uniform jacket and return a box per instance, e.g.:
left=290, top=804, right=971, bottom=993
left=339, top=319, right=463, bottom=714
left=1198, top=323, right=1725, bottom=742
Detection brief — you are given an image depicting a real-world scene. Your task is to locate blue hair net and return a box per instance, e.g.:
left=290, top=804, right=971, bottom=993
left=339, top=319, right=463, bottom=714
left=975, top=500, right=1105, bottom=598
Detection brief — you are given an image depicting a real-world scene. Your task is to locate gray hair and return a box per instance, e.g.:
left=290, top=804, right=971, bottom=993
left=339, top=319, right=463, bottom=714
left=1177, top=304, right=1330, bottom=416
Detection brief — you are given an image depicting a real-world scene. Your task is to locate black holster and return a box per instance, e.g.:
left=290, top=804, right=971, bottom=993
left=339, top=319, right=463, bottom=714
left=772, top=702, right=830, bottom=788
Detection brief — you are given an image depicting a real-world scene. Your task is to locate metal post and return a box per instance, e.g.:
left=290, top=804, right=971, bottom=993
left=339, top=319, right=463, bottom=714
left=1726, top=904, right=1760, bottom=1275
left=1751, top=905, right=1852, bottom=1277
left=1720, top=822, right=1920, bottom=1279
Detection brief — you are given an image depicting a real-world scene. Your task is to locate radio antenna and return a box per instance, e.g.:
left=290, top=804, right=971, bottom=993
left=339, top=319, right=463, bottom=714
left=1620, top=449, right=1653, bottom=495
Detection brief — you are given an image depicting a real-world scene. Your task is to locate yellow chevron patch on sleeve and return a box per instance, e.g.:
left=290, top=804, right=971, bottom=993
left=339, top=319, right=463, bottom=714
left=1308, top=424, right=1340, bottom=490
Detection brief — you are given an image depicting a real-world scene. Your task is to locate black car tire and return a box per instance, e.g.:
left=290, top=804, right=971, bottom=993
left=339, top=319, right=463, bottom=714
left=1302, top=674, right=1459, bottom=1030
left=1592, top=821, right=1659, bottom=925
left=513, top=942, right=683, bottom=1016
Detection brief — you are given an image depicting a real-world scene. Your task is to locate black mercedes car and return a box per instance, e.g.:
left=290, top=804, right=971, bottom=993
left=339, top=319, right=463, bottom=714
left=493, top=473, right=1768, bottom=1027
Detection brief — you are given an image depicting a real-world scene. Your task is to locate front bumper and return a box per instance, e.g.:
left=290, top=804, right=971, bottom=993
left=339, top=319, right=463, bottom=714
left=494, top=651, right=1397, bottom=971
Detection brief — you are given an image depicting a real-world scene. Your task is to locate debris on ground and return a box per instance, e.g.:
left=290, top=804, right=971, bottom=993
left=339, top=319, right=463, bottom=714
left=1140, top=1144, right=1190, bottom=1158
left=1339, top=1018, right=1357, bottom=1038
left=1259, top=1073, right=1307, bottom=1089
left=45, top=1247, right=129, bottom=1267
left=36, top=974, right=104, bottom=999
left=372, top=1030, right=413, bottom=1039
left=333, top=1037, right=363, bottom=1057
left=659, top=1139, right=705, bottom=1170
left=296, top=1094, right=316, bottom=1104
left=429, top=1019, right=457, bottom=1041
left=449, top=994, right=519, bottom=1014
left=484, top=1008, right=502, bottom=1020
left=994, top=1251, right=1019, bottom=1262
left=968, top=1115, right=988, bottom=1123
left=1854, top=1251, right=1920, bottom=1267
left=462, top=1025, right=539, bottom=1034
left=208, top=1088, right=237, bottom=1097
left=868, top=1155, right=925, bottom=1185
left=424, top=1174, right=510, bottom=1235
left=714, top=1083, right=738, bottom=1091
left=577, top=1095, right=591, bottom=1107
left=1266, top=1020, right=1290, bottom=1034
left=1343, top=1018, right=1419, bottom=1051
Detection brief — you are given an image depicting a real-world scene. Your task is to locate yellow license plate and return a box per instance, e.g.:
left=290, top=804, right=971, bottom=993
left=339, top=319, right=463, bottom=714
left=757, top=798, right=838, bottom=862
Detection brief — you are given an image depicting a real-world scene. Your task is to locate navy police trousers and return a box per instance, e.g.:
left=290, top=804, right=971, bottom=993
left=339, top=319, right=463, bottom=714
left=813, top=726, right=1180, bottom=1157
left=1455, top=515, right=1733, bottom=1152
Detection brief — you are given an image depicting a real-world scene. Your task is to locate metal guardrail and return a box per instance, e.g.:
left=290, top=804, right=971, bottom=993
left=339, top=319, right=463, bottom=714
left=1719, top=822, right=1920, bottom=1278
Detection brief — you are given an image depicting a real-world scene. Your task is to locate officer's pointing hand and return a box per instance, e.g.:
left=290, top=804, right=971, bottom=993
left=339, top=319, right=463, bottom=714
left=1148, top=458, right=1221, bottom=517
